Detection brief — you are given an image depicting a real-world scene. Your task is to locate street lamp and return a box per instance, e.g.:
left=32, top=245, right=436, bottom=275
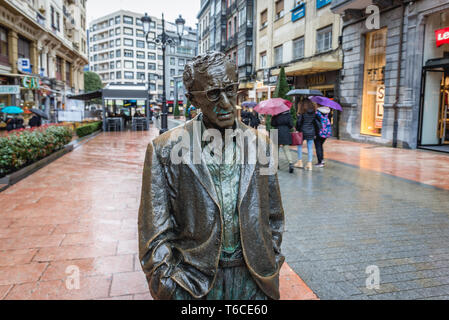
left=141, top=12, right=185, bottom=134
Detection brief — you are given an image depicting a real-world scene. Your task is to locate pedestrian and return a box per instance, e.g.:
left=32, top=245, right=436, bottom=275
left=240, top=107, right=249, bottom=126
left=294, top=100, right=322, bottom=171
left=271, top=110, right=294, bottom=173
left=29, top=114, right=42, bottom=128
left=314, top=106, right=332, bottom=168
left=249, top=110, right=260, bottom=129
left=6, top=117, right=15, bottom=132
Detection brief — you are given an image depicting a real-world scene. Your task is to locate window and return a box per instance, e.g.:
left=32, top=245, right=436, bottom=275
left=124, top=49, right=133, bottom=57
left=109, top=30, right=114, bottom=37
left=148, top=73, right=158, bottom=81
left=110, top=72, right=115, bottom=80
left=115, top=16, right=121, bottom=24
left=137, top=72, right=145, bottom=80
left=56, top=12, right=60, bottom=31
left=124, top=71, right=134, bottom=79
left=148, top=42, right=156, bottom=50
left=275, top=0, right=284, bottom=20
left=361, top=28, right=387, bottom=136
left=116, top=38, right=121, bottom=46
left=110, top=61, right=114, bottom=69
left=316, top=25, right=332, bottom=53
left=115, top=27, right=121, bottom=35
left=238, top=47, right=245, bottom=66
left=116, top=61, right=121, bottom=68
left=65, top=62, right=71, bottom=86
left=123, top=16, right=133, bottom=24
left=170, top=80, right=174, bottom=87
left=136, top=18, right=143, bottom=27
left=109, top=40, right=114, bottom=48
left=158, top=55, right=163, bottom=60
left=136, top=51, right=145, bottom=59
left=170, top=69, right=175, bottom=76
left=123, top=27, right=133, bottom=35
left=136, top=40, right=145, bottom=48
left=137, top=62, right=145, bottom=70
left=293, top=37, right=305, bottom=60
left=109, top=18, right=114, bottom=26
left=116, top=49, right=121, bottom=57
left=55, top=56, right=63, bottom=80
left=148, top=52, right=156, bottom=60
left=260, top=9, right=268, bottom=29
left=109, top=51, right=114, bottom=59
left=18, top=37, right=30, bottom=59
left=0, top=27, right=8, bottom=65
left=178, top=59, right=185, bottom=66
left=124, top=60, right=134, bottom=69
left=124, top=38, right=133, bottom=46
left=239, top=7, right=246, bottom=27
left=170, top=57, right=175, bottom=66
left=116, top=71, right=122, bottom=79
left=274, top=45, right=283, bottom=65
left=148, top=63, right=156, bottom=70
left=136, top=29, right=144, bottom=37
left=149, top=83, right=156, bottom=91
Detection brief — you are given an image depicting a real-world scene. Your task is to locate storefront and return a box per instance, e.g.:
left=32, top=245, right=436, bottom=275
left=419, top=12, right=449, bottom=152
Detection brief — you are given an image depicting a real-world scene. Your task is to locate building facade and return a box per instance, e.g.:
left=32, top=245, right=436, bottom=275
left=332, top=0, right=449, bottom=151
left=0, top=0, right=88, bottom=119
left=197, top=0, right=256, bottom=101
left=254, top=0, right=341, bottom=99
left=89, top=10, right=197, bottom=111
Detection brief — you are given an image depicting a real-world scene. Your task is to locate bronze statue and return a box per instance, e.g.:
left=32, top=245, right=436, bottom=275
left=138, top=52, right=285, bottom=300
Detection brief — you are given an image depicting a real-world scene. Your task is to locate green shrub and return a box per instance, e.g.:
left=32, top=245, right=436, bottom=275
left=0, top=125, right=73, bottom=178
left=76, top=121, right=102, bottom=138
left=173, top=101, right=180, bottom=117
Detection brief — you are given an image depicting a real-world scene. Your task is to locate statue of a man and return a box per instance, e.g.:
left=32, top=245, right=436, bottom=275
left=138, top=52, right=285, bottom=300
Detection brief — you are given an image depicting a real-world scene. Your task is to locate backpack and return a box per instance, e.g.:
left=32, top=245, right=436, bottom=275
left=317, top=111, right=332, bottom=138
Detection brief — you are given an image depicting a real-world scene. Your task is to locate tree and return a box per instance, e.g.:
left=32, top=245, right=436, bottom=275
left=184, top=100, right=191, bottom=118
left=174, top=101, right=180, bottom=118
left=84, top=72, right=103, bottom=93
left=273, top=66, right=296, bottom=127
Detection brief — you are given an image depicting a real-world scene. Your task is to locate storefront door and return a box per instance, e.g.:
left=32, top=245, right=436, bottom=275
left=419, top=67, right=449, bottom=148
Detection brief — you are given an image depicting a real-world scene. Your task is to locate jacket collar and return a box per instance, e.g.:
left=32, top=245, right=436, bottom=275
left=181, top=113, right=256, bottom=210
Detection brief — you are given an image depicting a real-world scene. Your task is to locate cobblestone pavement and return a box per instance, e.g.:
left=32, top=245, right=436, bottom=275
left=278, top=149, right=449, bottom=300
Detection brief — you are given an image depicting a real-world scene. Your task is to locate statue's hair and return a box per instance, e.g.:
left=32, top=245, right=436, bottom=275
left=183, top=52, right=235, bottom=92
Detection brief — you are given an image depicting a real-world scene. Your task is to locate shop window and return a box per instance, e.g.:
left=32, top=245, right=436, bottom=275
left=361, top=28, right=387, bottom=136
left=260, top=9, right=268, bottom=29
left=316, top=25, right=332, bottom=53
left=293, top=36, right=304, bottom=60
left=0, top=27, right=8, bottom=65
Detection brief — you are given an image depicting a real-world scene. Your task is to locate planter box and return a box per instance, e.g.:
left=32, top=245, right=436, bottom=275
left=0, top=144, right=74, bottom=187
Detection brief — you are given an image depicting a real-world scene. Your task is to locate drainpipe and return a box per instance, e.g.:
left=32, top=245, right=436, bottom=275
left=392, top=2, right=406, bottom=148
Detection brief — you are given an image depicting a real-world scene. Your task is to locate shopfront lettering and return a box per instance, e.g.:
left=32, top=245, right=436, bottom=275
left=22, top=76, right=40, bottom=90
left=435, top=27, right=449, bottom=47
left=0, top=85, right=20, bottom=95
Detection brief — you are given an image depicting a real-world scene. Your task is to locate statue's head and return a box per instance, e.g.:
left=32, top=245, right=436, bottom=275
left=184, top=52, right=238, bottom=129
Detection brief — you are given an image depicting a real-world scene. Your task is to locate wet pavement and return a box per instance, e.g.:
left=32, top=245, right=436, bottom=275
left=0, top=127, right=316, bottom=300
left=278, top=147, right=449, bottom=300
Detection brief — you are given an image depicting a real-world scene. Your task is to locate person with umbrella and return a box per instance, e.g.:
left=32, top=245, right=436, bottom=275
left=294, top=99, right=322, bottom=171
left=308, top=96, right=342, bottom=168
left=255, top=98, right=295, bottom=174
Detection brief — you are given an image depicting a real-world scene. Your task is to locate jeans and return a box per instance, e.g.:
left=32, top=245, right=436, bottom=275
left=314, top=137, right=326, bottom=164
left=297, top=139, right=314, bottom=163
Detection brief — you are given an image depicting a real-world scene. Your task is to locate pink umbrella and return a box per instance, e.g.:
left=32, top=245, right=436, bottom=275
left=254, top=98, right=293, bottom=116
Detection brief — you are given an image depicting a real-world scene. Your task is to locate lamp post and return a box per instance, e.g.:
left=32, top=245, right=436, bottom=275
left=141, top=13, right=185, bottom=134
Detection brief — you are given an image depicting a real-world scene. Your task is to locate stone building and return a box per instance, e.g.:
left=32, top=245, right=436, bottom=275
left=0, top=0, right=88, bottom=119
left=332, top=0, right=449, bottom=151
left=89, top=10, right=197, bottom=112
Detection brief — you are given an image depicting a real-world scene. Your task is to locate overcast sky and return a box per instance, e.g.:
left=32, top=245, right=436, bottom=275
left=86, top=0, right=200, bottom=28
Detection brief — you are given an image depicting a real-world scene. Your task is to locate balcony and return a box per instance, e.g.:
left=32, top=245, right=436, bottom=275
left=226, top=2, right=237, bottom=17
left=226, top=35, right=238, bottom=50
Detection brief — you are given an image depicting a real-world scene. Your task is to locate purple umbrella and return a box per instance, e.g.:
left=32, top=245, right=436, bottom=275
left=309, top=96, right=343, bottom=111
left=242, top=101, right=257, bottom=108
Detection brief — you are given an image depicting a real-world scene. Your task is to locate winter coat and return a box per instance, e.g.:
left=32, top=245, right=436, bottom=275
left=316, top=107, right=332, bottom=139
left=271, top=111, right=293, bottom=145
left=296, top=111, right=322, bottom=140
left=29, top=115, right=42, bottom=127
left=249, top=112, right=260, bottom=128
left=241, top=110, right=250, bottom=125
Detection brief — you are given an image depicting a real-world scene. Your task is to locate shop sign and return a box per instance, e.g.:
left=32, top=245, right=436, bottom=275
left=375, top=85, right=385, bottom=129
left=435, top=27, right=449, bottom=47
left=306, top=74, right=326, bottom=86
left=316, top=0, right=331, bottom=9
left=18, top=58, right=32, bottom=73
left=0, top=85, right=20, bottom=95
left=291, top=3, right=305, bottom=22
left=22, top=76, right=40, bottom=90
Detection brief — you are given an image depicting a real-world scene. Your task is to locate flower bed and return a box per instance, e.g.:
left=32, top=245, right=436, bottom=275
left=75, top=121, right=102, bottom=138
left=0, top=125, right=73, bottom=178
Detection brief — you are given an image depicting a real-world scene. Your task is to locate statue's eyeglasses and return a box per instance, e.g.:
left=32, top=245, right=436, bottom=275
left=189, top=83, right=239, bottom=102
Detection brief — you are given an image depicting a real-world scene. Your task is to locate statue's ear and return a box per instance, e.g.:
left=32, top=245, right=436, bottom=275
left=185, top=93, right=195, bottom=105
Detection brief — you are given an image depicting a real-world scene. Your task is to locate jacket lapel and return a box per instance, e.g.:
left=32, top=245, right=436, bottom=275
left=236, top=122, right=256, bottom=207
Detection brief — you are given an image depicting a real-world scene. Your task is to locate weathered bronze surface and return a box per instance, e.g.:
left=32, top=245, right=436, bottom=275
left=138, top=52, right=285, bottom=300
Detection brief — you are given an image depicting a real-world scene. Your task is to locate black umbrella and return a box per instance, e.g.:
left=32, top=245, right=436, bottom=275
left=287, top=89, right=324, bottom=97
left=30, top=108, right=49, bottom=120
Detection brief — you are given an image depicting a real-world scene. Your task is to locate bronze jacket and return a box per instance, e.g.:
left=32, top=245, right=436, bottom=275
left=138, top=115, right=285, bottom=300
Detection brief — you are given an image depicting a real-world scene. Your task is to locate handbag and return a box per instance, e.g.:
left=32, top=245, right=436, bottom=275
left=291, top=131, right=303, bottom=146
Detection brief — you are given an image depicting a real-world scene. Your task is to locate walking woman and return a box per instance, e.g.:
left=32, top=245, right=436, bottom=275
left=294, top=100, right=321, bottom=171
left=315, top=106, right=332, bottom=167
left=271, top=110, right=295, bottom=173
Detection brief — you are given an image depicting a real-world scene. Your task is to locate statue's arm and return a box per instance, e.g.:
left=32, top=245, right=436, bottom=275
left=138, top=142, right=177, bottom=300
left=268, top=173, right=285, bottom=267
